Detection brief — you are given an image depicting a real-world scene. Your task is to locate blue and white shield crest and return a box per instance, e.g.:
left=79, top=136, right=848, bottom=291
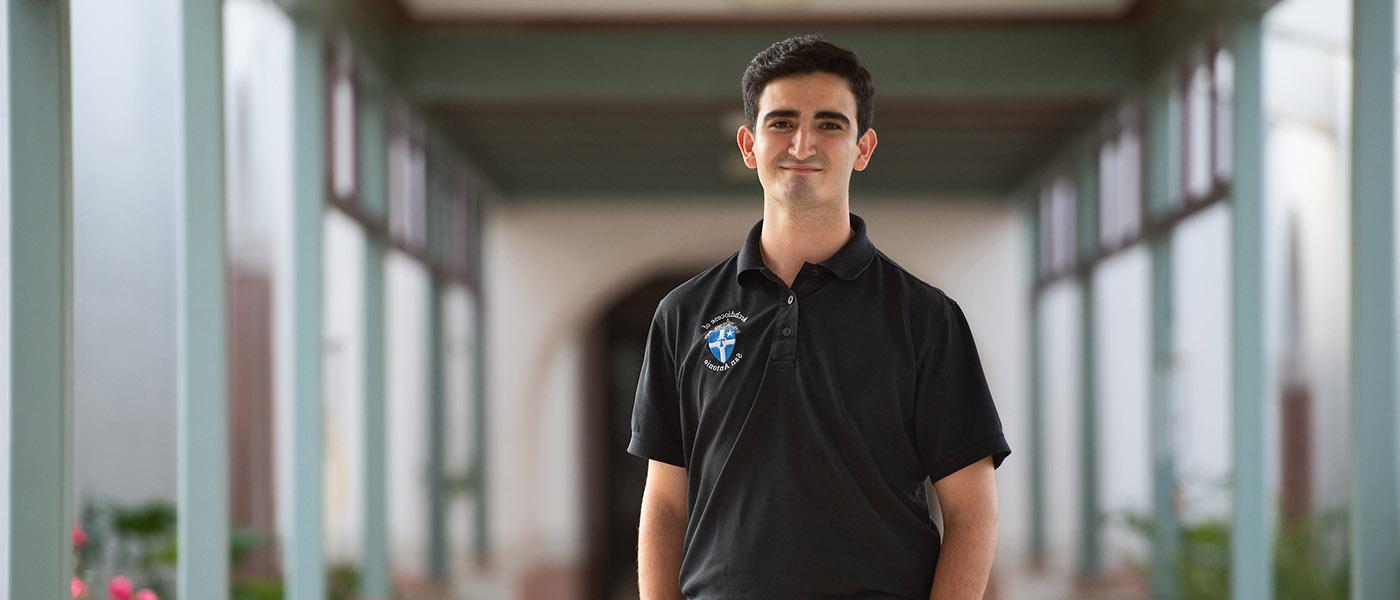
left=706, top=321, right=738, bottom=363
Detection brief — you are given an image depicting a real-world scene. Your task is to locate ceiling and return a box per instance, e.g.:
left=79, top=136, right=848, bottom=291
left=428, top=99, right=1105, bottom=199
left=398, top=0, right=1139, bottom=22
left=389, top=0, right=1154, bottom=200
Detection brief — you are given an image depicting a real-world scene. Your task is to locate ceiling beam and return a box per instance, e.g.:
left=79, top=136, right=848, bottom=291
left=395, top=26, right=1138, bottom=104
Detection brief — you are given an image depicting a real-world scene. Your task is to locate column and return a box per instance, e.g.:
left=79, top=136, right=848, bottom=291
left=358, top=74, right=390, bottom=599
left=1026, top=205, right=1046, bottom=567
left=287, top=11, right=325, bottom=600
left=428, top=274, right=448, bottom=580
left=5, top=0, right=72, bottom=597
left=1076, top=142, right=1103, bottom=578
left=1350, top=0, right=1400, bottom=596
left=1146, top=73, right=1181, bottom=600
left=420, top=155, right=449, bottom=581
left=1228, top=12, right=1271, bottom=600
left=471, top=196, right=490, bottom=562
left=175, top=0, right=229, bottom=597
left=1148, top=235, right=1178, bottom=600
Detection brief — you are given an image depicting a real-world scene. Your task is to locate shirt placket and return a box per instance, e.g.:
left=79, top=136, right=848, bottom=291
left=771, top=265, right=827, bottom=369
left=773, top=286, right=797, bottom=368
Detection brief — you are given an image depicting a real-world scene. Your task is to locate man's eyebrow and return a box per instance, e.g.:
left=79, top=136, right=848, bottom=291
left=760, top=109, right=853, bottom=126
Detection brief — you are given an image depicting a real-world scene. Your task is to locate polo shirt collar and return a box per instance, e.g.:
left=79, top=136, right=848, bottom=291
left=736, top=212, right=877, bottom=284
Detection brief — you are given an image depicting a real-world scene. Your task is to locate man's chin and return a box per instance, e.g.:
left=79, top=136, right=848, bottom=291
left=773, top=184, right=833, bottom=208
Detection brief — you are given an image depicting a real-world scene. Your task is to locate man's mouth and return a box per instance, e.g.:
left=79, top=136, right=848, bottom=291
left=781, top=165, right=822, bottom=172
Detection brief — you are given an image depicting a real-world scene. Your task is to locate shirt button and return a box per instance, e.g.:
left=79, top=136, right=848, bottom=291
left=786, top=294, right=794, bottom=305
left=781, top=326, right=792, bottom=336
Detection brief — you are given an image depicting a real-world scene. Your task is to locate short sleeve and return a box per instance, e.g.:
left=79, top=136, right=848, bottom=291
left=627, top=303, right=687, bottom=467
left=913, top=293, right=1011, bottom=484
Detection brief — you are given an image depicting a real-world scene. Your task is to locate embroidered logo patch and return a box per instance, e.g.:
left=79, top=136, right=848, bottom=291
left=701, top=310, right=747, bottom=372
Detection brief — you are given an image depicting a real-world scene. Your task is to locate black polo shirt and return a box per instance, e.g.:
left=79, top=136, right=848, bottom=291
left=628, top=212, right=1011, bottom=599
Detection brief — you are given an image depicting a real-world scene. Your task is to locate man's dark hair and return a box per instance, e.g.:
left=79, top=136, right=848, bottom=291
left=742, top=34, right=875, bottom=139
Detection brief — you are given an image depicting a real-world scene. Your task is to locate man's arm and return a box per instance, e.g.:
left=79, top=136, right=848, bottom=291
left=928, top=455, right=999, bottom=600
left=639, top=459, right=688, bottom=600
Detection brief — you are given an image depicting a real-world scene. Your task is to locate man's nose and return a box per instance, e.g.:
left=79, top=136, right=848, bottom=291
left=789, top=125, right=816, bottom=160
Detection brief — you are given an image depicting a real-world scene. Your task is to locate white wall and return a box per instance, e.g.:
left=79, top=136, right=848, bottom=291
left=1094, top=246, right=1152, bottom=567
left=443, top=284, right=478, bottom=568
left=1037, top=279, right=1082, bottom=572
left=70, top=0, right=180, bottom=507
left=1171, top=204, right=1235, bottom=524
left=386, top=250, right=433, bottom=576
left=323, top=210, right=367, bottom=564
left=1265, top=0, right=1356, bottom=518
left=483, top=199, right=1031, bottom=583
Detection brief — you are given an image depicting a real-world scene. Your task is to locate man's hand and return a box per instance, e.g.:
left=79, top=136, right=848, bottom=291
left=639, top=459, right=688, bottom=600
left=928, top=455, right=999, bottom=600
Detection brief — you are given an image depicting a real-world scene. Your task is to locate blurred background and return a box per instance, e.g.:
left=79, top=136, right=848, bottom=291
left=2, top=0, right=1398, bottom=598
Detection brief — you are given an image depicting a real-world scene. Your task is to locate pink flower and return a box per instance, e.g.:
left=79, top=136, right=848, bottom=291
left=71, top=576, right=88, bottom=598
left=134, top=590, right=159, bottom=600
left=107, top=575, right=133, bottom=600
left=72, top=522, right=88, bottom=548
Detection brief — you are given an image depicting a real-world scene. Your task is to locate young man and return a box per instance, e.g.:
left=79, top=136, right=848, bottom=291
left=629, top=35, right=1012, bottom=600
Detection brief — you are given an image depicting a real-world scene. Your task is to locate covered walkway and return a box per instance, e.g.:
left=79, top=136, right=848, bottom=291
left=3, top=0, right=1398, bottom=598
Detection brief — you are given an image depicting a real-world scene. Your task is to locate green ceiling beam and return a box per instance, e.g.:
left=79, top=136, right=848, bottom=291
left=396, top=27, right=1137, bottom=104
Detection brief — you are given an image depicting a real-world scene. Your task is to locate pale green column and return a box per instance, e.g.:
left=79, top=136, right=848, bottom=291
left=1026, top=205, right=1046, bottom=567
left=1147, top=236, right=1178, bottom=600
left=428, top=275, right=448, bottom=580
left=1350, top=0, right=1400, bottom=597
left=1074, top=143, right=1103, bottom=579
left=471, top=197, right=490, bottom=561
left=288, top=13, right=325, bottom=600
left=5, top=1, right=73, bottom=597
left=362, top=234, right=389, bottom=598
left=1145, top=73, right=1181, bottom=600
left=175, top=0, right=229, bottom=598
left=1228, top=13, right=1272, bottom=600
left=426, top=166, right=448, bottom=580
left=358, top=77, right=390, bottom=599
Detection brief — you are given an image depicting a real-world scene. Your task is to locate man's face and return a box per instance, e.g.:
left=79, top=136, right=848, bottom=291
left=737, top=72, right=877, bottom=209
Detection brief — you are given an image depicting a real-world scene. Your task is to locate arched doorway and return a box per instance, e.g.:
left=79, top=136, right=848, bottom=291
left=581, top=270, right=699, bottom=600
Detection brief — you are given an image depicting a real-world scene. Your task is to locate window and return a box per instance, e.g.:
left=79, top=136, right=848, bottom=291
left=1180, top=38, right=1233, bottom=204
left=1098, top=104, right=1144, bottom=249
left=1098, top=138, right=1118, bottom=248
left=1213, top=46, right=1234, bottom=182
left=388, top=106, right=427, bottom=251
left=447, top=189, right=470, bottom=276
left=1039, top=171, right=1078, bottom=278
left=326, top=34, right=358, bottom=204
left=1052, top=175, right=1077, bottom=274
left=1185, top=60, right=1213, bottom=200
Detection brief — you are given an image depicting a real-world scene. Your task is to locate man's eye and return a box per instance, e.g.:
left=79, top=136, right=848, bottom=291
left=820, top=122, right=842, bottom=130
left=770, top=121, right=792, bottom=129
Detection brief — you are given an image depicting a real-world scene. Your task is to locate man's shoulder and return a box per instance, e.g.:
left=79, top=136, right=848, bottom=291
left=870, top=248, right=956, bottom=314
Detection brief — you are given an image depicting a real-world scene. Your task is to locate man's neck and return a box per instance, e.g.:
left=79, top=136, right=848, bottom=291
left=758, top=200, right=853, bottom=289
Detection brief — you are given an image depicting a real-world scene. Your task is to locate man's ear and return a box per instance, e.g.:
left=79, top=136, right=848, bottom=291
left=737, top=125, right=758, bottom=169
left=853, top=128, right=878, bottom=172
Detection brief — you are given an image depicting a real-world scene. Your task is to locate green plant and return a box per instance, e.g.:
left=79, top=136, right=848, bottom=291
left=1120, top=492, right=1349, bottom=599
left=78, top=497, right=410, bottom=600
left=72, top=498, right=177, bottom=599
left=229, top=561, right=398, bottom=600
